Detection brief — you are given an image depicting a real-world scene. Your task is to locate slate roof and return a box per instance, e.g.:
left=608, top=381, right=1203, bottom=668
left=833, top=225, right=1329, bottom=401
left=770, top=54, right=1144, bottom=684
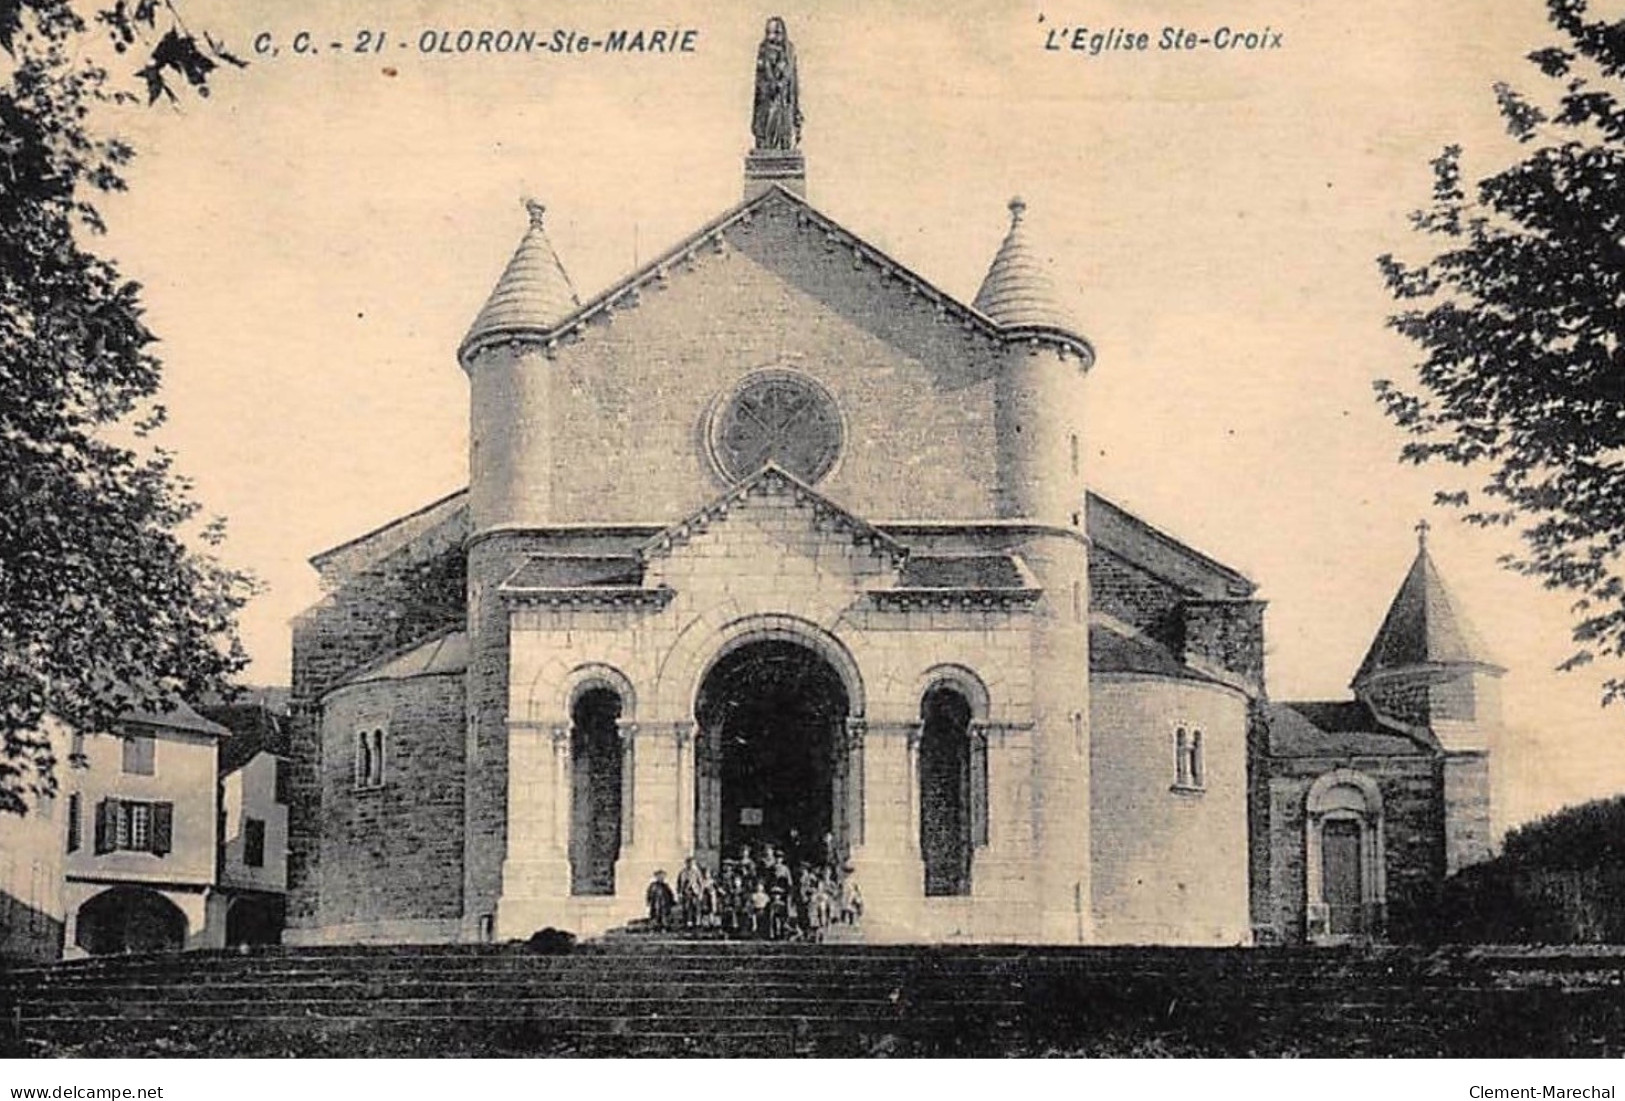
left=1085, top=491, right=1257, bottom=599
left=203, top=701, right=291, bottom=776
left=339, top=630, right=469, bottom=689
left=1354, top=544, right=1499, bottom=685
left=898, top=554, right=1027, bottom=590
left=1088, top=622, right=1218, bottom=685
left=1266, top=700, right=1436, bottom=757
left=500, top=555, right=645, bottom=590
left=122, top=700, right=231, bottom=739
left=972, top=197, right=1082, bottom=336
left=462, top=199, right=582, bottom=351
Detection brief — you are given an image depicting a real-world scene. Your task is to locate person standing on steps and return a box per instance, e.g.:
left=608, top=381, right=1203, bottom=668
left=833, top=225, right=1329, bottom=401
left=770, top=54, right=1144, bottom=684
left=646, top=869, right=675, bottom=932
left=677, top=856, right=703, bottom=930
left=749, top=877, right=770, bottom=938
left=841, top=867, right=863, bottom=926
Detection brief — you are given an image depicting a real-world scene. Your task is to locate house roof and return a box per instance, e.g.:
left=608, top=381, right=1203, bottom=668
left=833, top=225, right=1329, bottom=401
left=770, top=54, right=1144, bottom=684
left=972, top=197, right=1081, bottom=335
left=203, top=701, right=291, bottom=775
left=457, top=185, right=1094, bottom=366
left=462, top=199, right=582, bottom=352
left=121, top=699, right=231, bottom=739
left=1354, top=539, right=1499, bottom=686
left=1265, top=699, right=1436, bottom=757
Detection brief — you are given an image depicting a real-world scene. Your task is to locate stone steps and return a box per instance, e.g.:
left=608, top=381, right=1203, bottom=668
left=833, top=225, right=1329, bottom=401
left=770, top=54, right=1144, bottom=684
left=8, top=942, right=1625, bottom=1057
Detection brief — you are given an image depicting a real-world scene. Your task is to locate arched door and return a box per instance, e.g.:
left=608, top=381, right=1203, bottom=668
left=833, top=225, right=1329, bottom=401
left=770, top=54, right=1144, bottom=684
left=75, top=887, right=187, bottom=955
left=1322, top=818, right=1365, bottom=935
left=694, top=639, right=850, bottom=871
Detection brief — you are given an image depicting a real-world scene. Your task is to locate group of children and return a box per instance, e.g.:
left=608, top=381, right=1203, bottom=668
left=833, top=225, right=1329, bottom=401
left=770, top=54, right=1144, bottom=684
left=645, top=844, right=862, bottom=940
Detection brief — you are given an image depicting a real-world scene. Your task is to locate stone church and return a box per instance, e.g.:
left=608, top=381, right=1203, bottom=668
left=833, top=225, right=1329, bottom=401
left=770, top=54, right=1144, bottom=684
left=284, top=25, right=1500, bottom=947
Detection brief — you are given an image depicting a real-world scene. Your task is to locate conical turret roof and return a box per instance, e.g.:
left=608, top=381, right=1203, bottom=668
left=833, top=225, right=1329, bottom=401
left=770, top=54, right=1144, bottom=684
left=463, top=199, right=580, bottom=350
left=1354, top=524, right=1499, bottom=685
left=973, top=197, right=1080, bottom=334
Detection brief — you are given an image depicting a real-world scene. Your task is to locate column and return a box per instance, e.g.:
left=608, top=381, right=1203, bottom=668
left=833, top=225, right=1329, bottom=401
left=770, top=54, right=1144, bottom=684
left=845, top=718, right=867, bottom=853
left=550, top=724, right=570, bottom=853
left=616, top=720, right=638, bottom=849
left=906, top=722, right=922, bottom=854
left=969, top=722, right=989, bottom=850
left=675, top=722, right=695, bottom=857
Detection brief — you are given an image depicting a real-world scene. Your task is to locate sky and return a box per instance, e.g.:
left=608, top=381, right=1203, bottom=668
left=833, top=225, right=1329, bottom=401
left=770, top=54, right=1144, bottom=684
left=87, top=0, right=1624, bottom=832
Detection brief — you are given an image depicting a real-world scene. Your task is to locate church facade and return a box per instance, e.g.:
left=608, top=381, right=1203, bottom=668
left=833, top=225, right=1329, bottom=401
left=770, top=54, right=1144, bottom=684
left=283, top=32, right=1498, bottom=946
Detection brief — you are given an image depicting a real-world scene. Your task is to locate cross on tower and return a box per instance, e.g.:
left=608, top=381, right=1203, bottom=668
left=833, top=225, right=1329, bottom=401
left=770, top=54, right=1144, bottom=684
left=1415, top=518, right=1431, bottom=550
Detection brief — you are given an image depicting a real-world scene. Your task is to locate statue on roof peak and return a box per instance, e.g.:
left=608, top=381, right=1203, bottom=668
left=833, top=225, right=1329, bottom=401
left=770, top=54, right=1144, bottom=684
left=752, top=16, right=802, bottom=151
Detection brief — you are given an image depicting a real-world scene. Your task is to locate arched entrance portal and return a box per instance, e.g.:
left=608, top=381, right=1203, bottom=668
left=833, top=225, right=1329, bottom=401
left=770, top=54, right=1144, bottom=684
left=694, top=639, right=852, bottom=872
left=75, top=887, right=187, bottom=956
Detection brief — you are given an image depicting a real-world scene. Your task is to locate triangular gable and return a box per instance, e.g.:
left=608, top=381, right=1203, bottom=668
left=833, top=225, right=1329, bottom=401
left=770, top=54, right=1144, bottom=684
left=458, top=186, right=1094, bottom=367
left=638, top=462, right=907, bottom=569
left=1086, top=491, right=1256, bottom=600
left=309, top=488, right=469, bottom=590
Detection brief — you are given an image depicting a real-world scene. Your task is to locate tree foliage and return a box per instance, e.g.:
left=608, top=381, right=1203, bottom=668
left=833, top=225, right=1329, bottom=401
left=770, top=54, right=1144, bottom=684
left=0, top=0, right=251, bottom=813
left=1376, top=0, right=1625, bottom=703
left=1428, top=796, right=1625, bottom=944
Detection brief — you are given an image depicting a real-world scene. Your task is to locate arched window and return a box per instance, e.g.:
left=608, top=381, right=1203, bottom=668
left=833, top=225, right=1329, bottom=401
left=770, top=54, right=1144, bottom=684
left=919, top=686, right=985, bottom=897
left=353, top=728, right=384, bottom=790
left=569, top=687, right=624, bottom=897
left=1173, top=726, right=1204, bottom=791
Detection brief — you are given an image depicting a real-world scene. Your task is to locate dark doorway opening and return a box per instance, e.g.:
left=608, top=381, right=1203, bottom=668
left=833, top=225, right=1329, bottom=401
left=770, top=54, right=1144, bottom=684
left=75, top=887, right=187, bottom=955
left=225, top=894, right=285, bottom=947
left=695, top=639, right=850, bottom=871
left=569, top=686, right=624, bottom=896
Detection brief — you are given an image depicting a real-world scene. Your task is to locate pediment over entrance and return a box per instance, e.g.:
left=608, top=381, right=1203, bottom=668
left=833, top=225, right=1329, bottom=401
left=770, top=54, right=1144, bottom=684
left=638, top=462, right=907, bottom=573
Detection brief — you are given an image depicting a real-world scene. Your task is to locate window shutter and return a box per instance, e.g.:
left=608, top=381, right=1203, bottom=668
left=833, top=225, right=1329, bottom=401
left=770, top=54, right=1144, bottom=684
left=94, top=799, right=115, bottom=854
left=152, top=802, right=173, bottom=855
left=67, top=792, right=81, bottom=853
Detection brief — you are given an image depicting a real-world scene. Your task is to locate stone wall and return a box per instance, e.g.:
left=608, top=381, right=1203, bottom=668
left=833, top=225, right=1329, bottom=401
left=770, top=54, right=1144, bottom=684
left=466, top=195, right=1009, bottom=532
left=1442, top=751, right=1492, bottom=875
left=286, top=536, right=466, bottom=930
left=310, top=674, right=466, bottom=938
left=1090, top=677, right=1252, bottom=945
left=1262, top=755, right=1443, bottom=943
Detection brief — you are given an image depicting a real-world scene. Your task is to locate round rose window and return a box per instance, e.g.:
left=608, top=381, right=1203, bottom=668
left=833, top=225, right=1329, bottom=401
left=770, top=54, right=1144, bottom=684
left=709, top=370, right=844, bottom=485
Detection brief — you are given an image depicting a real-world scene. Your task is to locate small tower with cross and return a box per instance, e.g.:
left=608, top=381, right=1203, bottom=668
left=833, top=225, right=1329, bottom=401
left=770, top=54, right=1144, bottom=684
left=1351, top=523, right=1505, bottom=871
